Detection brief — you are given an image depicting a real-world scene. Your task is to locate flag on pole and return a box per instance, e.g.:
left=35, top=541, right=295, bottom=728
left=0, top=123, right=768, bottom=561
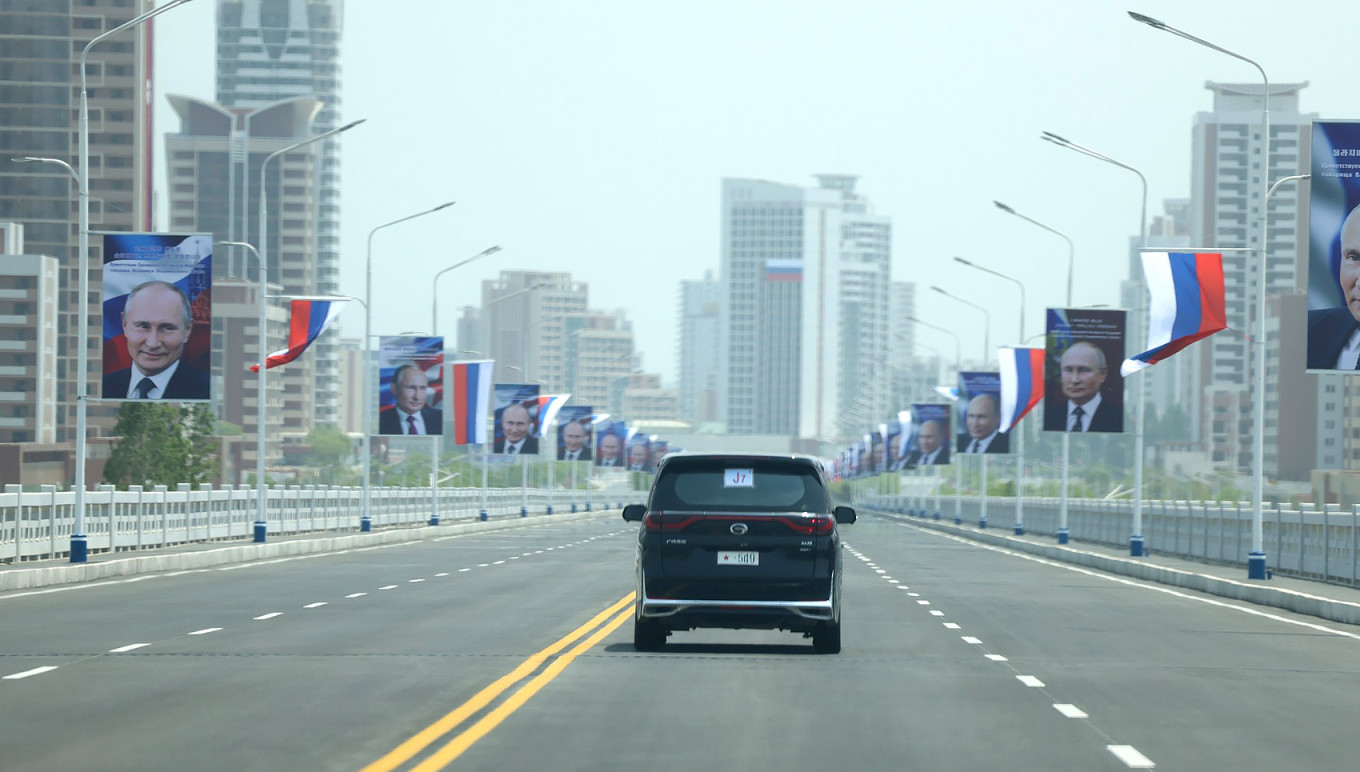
left=999, top=347, right=1044, bottom=432
left=536, top=393, right=572, bottom=437
left=449, top=360, right=494, bottom=445
left=251, top=298, right=347, bottom=372
left=1121, top=251, right=1227, bottom=377
left=765, top=258, right=803, bottom=282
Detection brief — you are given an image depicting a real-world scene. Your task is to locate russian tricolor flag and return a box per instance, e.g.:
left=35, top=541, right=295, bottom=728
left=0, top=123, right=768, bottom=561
left=1121, top=251, right=1227, bottom=377
left=765, top=258, right=803, bottom=282
left=252, top=299, right=347, bottom=372
left=999, top=347, right=1044, bottom=432
left=448, top=360, right=494, bottom=445
left=536, top=393, right=572, bottom=438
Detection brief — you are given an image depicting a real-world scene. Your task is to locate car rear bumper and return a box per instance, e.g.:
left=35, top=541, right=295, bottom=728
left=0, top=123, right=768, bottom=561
left=639, top=595, right=837, bottom=631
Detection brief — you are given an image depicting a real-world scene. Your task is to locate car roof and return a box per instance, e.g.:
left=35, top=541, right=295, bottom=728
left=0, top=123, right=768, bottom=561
left=654, top=452, right=826, bottom=474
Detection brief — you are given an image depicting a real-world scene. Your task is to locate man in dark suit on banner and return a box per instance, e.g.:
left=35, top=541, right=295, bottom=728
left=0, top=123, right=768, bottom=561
left=378, top=364, right=443, bottom=435
left=956, top=393, right=1009, bottom=453
left=493, top=402, right=538, bottom=454
left=1309, top=202, right=1360, bottom=369
left=902, top=420, right=949, bottom=467
left=1045, top=341, right=1121, bottom=432
left=102, top=280, right=209, bottom=400
left=558, top=421, right=592, bottom=461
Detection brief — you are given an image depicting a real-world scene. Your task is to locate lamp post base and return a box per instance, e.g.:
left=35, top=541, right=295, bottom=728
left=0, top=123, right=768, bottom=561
left=1014, top=524, right=1025, bottom=536
left=253, top=521, right=267, bottom=543
left=1247, top=550, right=1268, bottom=580
left=360, top=517, right=372, bottom=533
left=520, top=506, right=527, bottom=518
left=933, top=510, right=940, bottom=521
left=1057, top=527, right=1069, bottom=545
left=978, top=517, right=988, bottom=529
left=546, top=505, right=553, bottom=515
left=69, top=534, right=88, bottom=563
left=1130, top=535, right=1145, bottom=557
left=953, top=514, right=962, bottom=525
left=429, top=516, right=440, bottom=526
left=478, top=509, right=488, bottom=522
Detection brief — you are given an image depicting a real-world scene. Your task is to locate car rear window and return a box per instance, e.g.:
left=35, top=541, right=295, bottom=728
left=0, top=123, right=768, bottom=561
left=650, top=460, right=828, bottom=513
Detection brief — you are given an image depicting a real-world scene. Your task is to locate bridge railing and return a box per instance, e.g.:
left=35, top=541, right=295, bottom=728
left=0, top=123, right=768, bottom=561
left=0, top=482, right=639, bottom=564
left=864, top=493, right=1360, bottom=587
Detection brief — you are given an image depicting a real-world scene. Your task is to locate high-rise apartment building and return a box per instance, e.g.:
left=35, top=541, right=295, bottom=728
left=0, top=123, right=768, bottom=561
left=480, top=271, right=589, bottom=391
left=164, top=94, right=323, bottom=468
left=1190, top=82, right=1313, bottom=472
left=678, top=271, right=720, bottom=424
left=719, top=175, right=891, bottom=442
left=0, top=224, right=59, bottom=444
left=0, top=2, right=156, bottom=455
left=216, top=0, right=345, bottom=425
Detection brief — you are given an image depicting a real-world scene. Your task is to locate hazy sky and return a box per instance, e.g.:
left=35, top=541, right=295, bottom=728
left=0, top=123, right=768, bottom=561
left=152, top=0, right=1350, bottom=385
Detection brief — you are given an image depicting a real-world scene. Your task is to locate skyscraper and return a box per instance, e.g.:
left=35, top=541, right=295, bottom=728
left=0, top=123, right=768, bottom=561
left=719, top=175, right=891, bottom=441
left=216, top=0, right=344, bottom=425
left=1190, top=82, right=1313, bottom=472
left=678, top=271, right=720, bottom=425
left=0, top=2, right=155, bottom=459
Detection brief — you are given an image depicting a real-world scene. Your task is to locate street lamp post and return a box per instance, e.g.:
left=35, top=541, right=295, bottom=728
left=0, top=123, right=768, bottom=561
left=1129, top=10, right=1273, bottom=580
left=930, top=285, right=991, bottom=366
left=1043, top=131, right=1152, bottom=556
left=214, top=241, right=268, bottom=540
left=994, top=199, right=1076, bottom=543
left=362, top=201, right=457, bottom=532
left=428, top=245, right=502, bottom=527
left=66, top=0, right=197, bottom=562
left=255, top=119, right=365, bottom=542
left=954, top=257, right=1028, bottom=535
left=906, top=315, right=963, bottom=523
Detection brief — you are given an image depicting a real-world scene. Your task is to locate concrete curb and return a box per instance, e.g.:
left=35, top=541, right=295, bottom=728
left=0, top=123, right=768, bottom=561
left=1, top=510, right=614, bottom=593
left=891, top=513, right=1360, bottom=627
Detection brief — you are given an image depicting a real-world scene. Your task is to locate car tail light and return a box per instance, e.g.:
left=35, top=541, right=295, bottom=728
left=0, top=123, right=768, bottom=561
left=774, top=515, right=834, bottom=536
left=644, top=512, right=702, bottom=532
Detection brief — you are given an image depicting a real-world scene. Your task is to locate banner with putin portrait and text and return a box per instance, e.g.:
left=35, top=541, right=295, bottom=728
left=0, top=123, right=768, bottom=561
left=100, top=232, right=212, bottom=402
left=377, top=337, right=444, bottom=436
left=1307, top=120, right=1360, bottom=372
left=1043, top=308, right=1126, bottom=433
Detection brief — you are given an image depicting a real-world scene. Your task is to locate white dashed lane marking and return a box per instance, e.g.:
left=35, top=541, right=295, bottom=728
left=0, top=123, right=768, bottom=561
left=3, top=666, right=58, bottom=680
left=188, top=628, right=221, bottom=636
left=254, top=613, right=283, bottom=621
left=1107, top=745, right=1156, bottom=769
left=1054, top=704, right=1088, bottom=718
left=109, top=643, right=150, bottom=653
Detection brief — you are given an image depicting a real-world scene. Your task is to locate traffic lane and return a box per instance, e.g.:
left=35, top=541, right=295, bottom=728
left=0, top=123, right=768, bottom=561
left=450, top=541, right=1137, bottom=772
left=0, top=516, right=626, bottom=658
left=864, top=515, right=1360, bottom=770
left=0, top=523, right=636, bottom=772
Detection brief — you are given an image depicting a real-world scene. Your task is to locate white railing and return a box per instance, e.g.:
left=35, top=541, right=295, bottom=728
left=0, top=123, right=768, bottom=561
left=0, top=482, right=643, bottom=564
left=863, top=493, right=1360, bottom=587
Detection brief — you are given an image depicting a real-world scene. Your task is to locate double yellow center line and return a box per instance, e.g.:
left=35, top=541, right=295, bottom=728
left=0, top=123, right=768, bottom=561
left=360, top=592, right=636, bottom=772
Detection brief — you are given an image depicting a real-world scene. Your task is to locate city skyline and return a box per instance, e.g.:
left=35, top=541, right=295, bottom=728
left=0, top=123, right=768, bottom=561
left=138, top=1, right=1359, bottom=387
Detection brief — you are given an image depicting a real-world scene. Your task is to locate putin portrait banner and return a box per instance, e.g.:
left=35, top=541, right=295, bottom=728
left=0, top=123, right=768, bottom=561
left=956, top=371, right=1009, bottom=455
left=1307, top=121, right=1360, bottom=371
left=492, top=384, right=541, bottom=455
left=593, top=419, right=626, bottom=468
left=556, top=405, right=593, bottom=461
left=100, top=233, right=212, bottom=401
left=1043, top=308, right=1126, bottom=433
left=377, top=337, right=444, bottom=436
left=906, top=403, right=951, bottom=467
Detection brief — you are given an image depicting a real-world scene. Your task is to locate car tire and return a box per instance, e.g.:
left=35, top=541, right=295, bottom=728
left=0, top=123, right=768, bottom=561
left=634, top=616, right=666, bottom=651
left=812, top=621, right=841, bottom=654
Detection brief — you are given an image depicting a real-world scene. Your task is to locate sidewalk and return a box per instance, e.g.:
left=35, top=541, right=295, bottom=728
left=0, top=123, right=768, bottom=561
left=886, top=511, right=1360, bottom=628
left=0, top=509, right=618, bottom=593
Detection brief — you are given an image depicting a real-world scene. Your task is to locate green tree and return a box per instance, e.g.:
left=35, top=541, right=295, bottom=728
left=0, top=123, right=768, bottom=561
left=307, top=423, right=356, bottom=484
left=103, top=403, right=218, bottom=489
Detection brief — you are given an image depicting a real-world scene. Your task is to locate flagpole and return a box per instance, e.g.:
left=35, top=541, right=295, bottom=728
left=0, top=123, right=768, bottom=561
left=430, top=435, right=440, bottom=525
left=480, top=444, right=489, bottom=520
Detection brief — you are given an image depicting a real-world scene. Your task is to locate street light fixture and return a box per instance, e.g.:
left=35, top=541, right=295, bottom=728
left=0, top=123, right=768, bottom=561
left=905, top=316, right=961, bottom=374
left=1129, top=11, right=1272, bottom=579
left=930, top=285, right=990, bottom=365
left=65, top=0, right=198, bottom=562
left=993, top=201, right=1075, bottom=308
left=362, top=200, right=458, bottom=532
left=249, top=118, right=365, bottom=543
left=1041, top=130, right=1152, bottom=557
left=432, top=245, right=502, bottom=336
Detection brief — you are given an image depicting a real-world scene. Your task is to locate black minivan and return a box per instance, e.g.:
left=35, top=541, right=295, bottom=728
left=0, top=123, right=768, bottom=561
left=622, top=453, right=855, bottom=653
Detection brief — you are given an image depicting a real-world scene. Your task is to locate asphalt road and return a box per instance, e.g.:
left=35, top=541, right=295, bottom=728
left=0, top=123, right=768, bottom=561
left=3, top=511, right=1360, bottom=771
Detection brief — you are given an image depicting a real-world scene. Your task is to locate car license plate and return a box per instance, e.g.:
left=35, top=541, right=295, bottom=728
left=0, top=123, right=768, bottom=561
left=718, top=551, right=759, bottom=566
